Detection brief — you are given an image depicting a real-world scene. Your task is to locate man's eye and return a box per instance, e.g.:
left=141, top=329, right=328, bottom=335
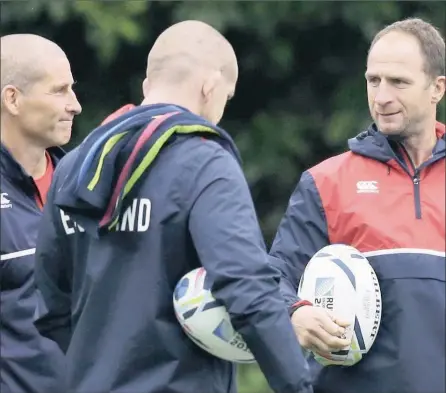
left=392, top=79, right=406, bottom=86
left=53, top=86, right=69, bottom=94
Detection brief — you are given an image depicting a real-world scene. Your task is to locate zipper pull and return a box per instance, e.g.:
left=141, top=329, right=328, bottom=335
left=413, top=169, right=421, bottom=185
left=412, top=168, right=420, bottom=185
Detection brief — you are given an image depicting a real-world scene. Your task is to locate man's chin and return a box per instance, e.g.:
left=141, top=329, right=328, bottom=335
left=377, top=124, right=408, bottom=142
left=54, top=133, right=72, bottom=147
left=377, top=121, right=403, bottom=135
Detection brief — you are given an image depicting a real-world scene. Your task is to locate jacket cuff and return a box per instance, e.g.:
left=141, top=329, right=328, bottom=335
left=288, top=300, right=313, bottom=316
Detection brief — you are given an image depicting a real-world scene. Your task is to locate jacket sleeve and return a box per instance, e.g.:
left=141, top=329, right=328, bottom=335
left=269, top=170, right=330, bottom=312
left=187, top=144, right=313, bottom=393
left=34, top=171, right=72, bottom=353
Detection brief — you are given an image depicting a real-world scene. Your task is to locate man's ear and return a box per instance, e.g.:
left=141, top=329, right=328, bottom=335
left=1, top=85, right=21, bottom=116
left=142, top=78, right=149, bottom=96
left=432, top=75, right=445, bottom=104
left=202, top=70, right=221, bottom=102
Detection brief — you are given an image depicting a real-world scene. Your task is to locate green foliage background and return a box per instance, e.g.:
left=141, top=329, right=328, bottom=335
left=2, top=1, right=444, bottom=392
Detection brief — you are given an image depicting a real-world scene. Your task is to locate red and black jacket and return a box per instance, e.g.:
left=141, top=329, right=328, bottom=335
left=270, top=122, right=445, bottom=393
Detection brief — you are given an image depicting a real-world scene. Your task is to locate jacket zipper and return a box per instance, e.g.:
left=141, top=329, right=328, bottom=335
left=411, top=154, right=445, bottom=219
left=397, top=144, right=422, bottom=220
left=412, top=171, right=422, bottom=219
left=406, top=155, right=444, bottom=220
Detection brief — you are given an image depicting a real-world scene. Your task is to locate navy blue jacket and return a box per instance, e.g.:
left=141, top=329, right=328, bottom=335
left=0, top=145, right=66, bottom=393
left=270, top=123, right=446, bottom=393
left=33, top=105, right=313, bottom=393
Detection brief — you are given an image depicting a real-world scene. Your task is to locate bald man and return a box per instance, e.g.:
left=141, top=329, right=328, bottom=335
left=0, top=34, right=81, bottom=393
left=33, top=21, right=314, bottom=393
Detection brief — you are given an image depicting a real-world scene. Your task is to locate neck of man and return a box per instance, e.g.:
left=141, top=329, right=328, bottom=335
left=401, top=118, right=438, bottom=168
left=141, top=87, right=200, bottom=116
left=1, top=122, right=47, bottom=179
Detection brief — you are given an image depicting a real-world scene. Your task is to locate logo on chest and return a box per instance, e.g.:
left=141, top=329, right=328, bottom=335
left=1, top=193, right=12, bottom=209
left=356, top=181, right=379, bottom=194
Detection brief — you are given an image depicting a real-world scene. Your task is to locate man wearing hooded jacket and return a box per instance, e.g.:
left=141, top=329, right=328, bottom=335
left=270, top=17, right=445, bottom=393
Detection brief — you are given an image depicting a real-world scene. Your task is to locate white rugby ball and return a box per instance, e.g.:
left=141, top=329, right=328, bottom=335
left=297, top=244, right=382, bottom=366
left=173, top=267, right=255, bottom=363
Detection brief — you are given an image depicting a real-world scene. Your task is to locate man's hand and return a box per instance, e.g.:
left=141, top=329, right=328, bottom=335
left=291, top=305, right=351, bottom=355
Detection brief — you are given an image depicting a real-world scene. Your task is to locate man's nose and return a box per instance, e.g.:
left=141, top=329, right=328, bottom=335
left=374, top=84, right=394, bottom=107
left=67, top=91, right=82, bottom=115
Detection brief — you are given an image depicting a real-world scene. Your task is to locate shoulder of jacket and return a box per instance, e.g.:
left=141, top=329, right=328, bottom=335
left=173, top=136, right=234, bottom=169
left=51, top=148, right=79, bottom=182
left=308, top=151, right=363, bottom=181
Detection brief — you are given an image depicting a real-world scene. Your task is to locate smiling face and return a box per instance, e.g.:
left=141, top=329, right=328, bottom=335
left=15, top=55, right=82, bottom=147
left=2, top=54, right=82, bottom=148
left=366, top=31, right=439, bottom=138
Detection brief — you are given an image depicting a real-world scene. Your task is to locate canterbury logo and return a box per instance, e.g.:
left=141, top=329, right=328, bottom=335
left=1, top=193, right=12, bottom=209
left=356, top=181, right=379, bottom=194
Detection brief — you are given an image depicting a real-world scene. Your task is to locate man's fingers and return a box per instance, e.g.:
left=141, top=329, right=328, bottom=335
left=305, top=335, right=331, bottom=354
left=331, top=316, right=351, bottom=328
left=292, top=306, right=353, bottom=353
left=318, top=313, right=348, bottom=337
left=316, top=327, right=351, bottom=350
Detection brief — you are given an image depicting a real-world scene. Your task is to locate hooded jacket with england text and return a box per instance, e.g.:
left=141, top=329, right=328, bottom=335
left=34, top=104, right=313, bottom=393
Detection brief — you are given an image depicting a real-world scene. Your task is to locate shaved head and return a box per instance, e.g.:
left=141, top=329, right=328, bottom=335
left=1, top=34, right=67, bottom=92
left=146, top=20, right=237, bottom=87
left=142, top=20, right=238, bottom=124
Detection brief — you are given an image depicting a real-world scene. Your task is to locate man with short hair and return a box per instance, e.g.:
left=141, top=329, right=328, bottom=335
left=1, top=34, right=82, bottom=393
left=270, top=17, right=445, bottom=393
left=33, top=20, right=346, bottom=393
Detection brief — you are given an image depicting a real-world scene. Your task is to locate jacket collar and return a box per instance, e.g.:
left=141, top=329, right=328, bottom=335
left=1, top=143, right=65, bottom=182
left=348, top=122, right=445, bottom=164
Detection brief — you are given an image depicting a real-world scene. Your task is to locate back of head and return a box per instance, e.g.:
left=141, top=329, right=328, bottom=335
left=142, top=20, right=238, bottom=125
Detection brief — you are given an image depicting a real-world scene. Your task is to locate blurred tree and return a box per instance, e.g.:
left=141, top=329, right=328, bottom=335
left=1, top=1, right=444, bottom=392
